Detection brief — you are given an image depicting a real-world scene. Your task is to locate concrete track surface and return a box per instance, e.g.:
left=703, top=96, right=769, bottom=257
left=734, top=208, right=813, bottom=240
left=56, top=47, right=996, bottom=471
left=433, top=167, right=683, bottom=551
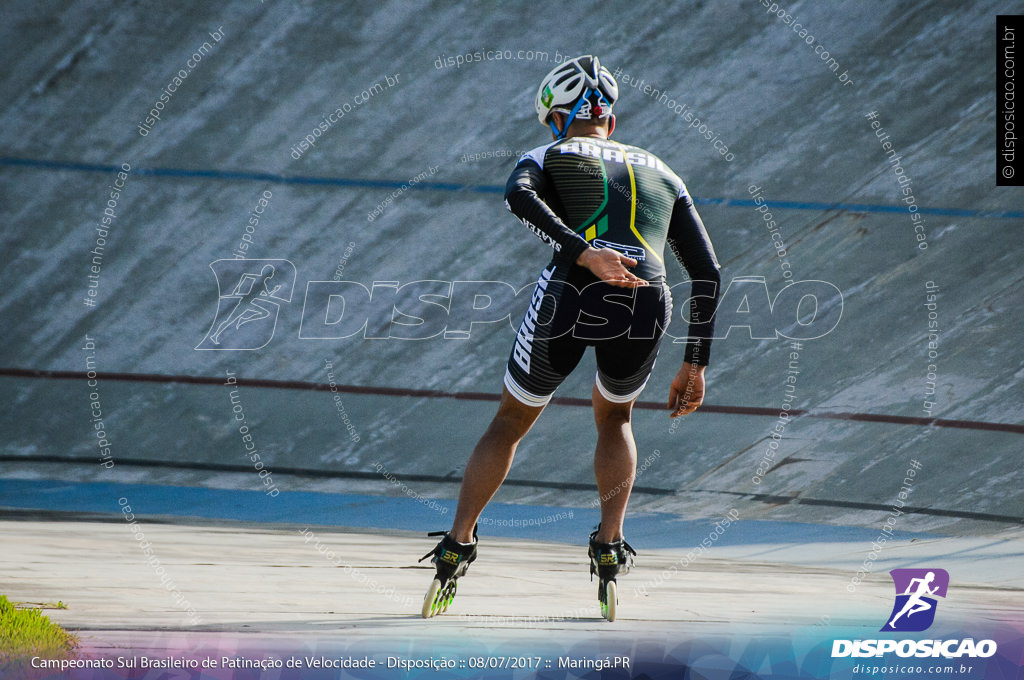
left=1, top=0, right=1022, bottom=528
left=2, top=517, right=1023, bottom=679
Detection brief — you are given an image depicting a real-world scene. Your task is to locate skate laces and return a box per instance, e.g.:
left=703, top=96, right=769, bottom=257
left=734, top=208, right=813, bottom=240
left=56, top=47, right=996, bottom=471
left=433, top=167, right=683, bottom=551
left=589, top=529, right=637, bottom=559
left=418, top=528, right=477, bottom=564
left=620, top=539, right=637, bottom=572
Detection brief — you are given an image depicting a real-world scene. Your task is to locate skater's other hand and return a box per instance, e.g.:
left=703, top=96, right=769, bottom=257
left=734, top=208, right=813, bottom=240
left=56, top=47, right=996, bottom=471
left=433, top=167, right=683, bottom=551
left=668, top=362, right=705, bottom=417
left=576, top=247, right=648, bottom=288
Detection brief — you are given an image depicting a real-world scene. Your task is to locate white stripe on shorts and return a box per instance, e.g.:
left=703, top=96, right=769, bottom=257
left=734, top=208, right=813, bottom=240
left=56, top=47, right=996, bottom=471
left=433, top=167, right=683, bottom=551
left=504, top=368, right=553, bottom=407
left=594, top=370, right=650, bottom=404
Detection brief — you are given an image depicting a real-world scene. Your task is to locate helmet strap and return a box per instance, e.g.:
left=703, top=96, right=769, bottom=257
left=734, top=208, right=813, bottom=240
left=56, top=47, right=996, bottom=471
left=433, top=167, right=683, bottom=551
left=550, top=88, right=593, bottom=140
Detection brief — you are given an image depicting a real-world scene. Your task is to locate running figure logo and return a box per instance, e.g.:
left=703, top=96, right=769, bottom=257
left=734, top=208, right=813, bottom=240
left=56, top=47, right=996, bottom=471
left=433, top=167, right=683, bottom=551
left=881, top=568, right=949, bottom=632
left=196, top=259, right=296, bottom=350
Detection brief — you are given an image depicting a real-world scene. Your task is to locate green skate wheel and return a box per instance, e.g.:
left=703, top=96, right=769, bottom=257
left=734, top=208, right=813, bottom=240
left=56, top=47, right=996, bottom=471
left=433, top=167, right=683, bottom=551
left=441, top=579, right=457, bottom=613
left=603, top=581, right=617, bottom=622
left=422, top=578, right=443, bottom=618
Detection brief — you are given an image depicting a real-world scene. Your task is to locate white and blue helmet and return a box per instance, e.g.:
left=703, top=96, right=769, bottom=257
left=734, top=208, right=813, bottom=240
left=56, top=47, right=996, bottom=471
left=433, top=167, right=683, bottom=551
left=535, top=55, right=618, bottom=138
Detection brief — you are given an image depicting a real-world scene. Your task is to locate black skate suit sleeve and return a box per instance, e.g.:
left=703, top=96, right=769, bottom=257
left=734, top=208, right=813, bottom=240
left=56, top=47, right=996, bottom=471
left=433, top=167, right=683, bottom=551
left=504, top=159, right=592, bottom=265
left=667, top=192, right=722, bottom=366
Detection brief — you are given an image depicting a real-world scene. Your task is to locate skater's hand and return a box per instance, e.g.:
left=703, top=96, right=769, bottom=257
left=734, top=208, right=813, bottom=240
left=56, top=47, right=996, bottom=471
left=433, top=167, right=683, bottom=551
left=576, top=247, right=648, bottom=288
left=668, top=362, right=705, bottom=417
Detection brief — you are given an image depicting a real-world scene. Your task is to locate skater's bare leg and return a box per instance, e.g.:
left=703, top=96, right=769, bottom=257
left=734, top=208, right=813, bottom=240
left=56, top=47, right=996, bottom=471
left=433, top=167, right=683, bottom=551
left=592, top=385, right=637, bottom=544
left=450, top=387, right=545, bottom=543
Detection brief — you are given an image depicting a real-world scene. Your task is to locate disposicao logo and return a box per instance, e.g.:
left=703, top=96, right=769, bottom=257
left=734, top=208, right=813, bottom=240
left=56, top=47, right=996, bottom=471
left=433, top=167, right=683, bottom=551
left=832, top=568, right=997, bottom=659
left=882, top=568, right=948, bottom=632
left=196, top=259, right=296, bottom=350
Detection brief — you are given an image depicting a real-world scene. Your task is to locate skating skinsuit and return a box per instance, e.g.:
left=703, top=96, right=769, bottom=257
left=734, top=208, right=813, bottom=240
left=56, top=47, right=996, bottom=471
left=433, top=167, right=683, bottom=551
left=503, top=136, right=722, bottom=407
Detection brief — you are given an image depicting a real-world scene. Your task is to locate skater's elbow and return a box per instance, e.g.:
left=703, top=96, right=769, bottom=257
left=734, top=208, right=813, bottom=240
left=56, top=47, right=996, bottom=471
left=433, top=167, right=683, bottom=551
left=503, top=184, right=537, bottom=212
left=693, top=260, right=721, bottom=286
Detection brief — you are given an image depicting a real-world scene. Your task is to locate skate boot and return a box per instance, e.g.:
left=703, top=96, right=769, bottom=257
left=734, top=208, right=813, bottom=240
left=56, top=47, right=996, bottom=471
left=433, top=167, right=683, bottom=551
left=588, top=528, right=636, bottom=622
left=419, top=526, right=477, bottom=618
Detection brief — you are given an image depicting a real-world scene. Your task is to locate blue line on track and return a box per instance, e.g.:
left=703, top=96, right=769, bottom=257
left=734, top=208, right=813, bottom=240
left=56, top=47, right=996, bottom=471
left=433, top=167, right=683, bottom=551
left=0, top=478, right=908, bottom=548
left=2, top=155, right=1021, bottom=219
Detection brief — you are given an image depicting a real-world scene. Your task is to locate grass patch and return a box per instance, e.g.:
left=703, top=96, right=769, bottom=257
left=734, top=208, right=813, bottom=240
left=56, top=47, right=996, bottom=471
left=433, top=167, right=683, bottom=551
left=0, top=594, right=77, bottom=665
